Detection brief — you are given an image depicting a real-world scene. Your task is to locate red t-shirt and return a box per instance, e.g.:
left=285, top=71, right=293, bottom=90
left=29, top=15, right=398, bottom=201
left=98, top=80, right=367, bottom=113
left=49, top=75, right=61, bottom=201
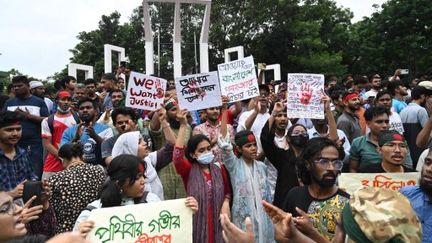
left=41, top=113, right=77, bottom=172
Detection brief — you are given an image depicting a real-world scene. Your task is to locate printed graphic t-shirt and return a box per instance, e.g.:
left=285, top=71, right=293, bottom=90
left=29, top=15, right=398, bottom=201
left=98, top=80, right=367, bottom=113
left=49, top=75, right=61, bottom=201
left=60, top=123, right=113, bottom=165
left=283, top=186, right=350, bottom=241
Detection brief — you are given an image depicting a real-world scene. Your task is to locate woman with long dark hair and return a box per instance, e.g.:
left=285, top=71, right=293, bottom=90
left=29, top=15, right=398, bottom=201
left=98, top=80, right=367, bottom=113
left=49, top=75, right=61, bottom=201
left=74, top=154, right=198, bottom=237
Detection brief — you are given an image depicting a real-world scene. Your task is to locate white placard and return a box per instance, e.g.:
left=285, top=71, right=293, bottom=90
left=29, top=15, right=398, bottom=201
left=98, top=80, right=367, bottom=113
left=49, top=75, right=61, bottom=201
left=125, top=71, right=167, bottom=111
left=86, top=199, right=192, bottom=243
left=217, top=56, right=259, bottom=102
left=287, top=73, right=325, bottom=119
left=175, top=71, right=222, bottom=111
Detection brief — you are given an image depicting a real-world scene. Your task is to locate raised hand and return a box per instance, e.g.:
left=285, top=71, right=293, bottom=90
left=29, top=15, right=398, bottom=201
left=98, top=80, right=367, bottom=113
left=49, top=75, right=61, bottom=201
left=21, top=196, right=44, bottom=224
left=176, top=109, right=189, bottom=125
left=220, top=214, right=255, bottom=243
left=9, top=180, right=26, bottom=199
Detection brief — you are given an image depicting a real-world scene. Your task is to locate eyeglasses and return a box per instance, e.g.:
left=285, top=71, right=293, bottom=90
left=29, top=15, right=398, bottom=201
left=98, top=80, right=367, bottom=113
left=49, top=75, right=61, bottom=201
left=0, top=201, right=16, bottom=215
left=314, top=158, right=344, bottom=170
left=383, top=142, right=408, bottom=150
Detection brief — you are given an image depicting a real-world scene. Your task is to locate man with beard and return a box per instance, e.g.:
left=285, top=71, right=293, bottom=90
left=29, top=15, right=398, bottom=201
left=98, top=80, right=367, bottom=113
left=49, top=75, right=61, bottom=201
left=29, top=81, right=54, bottom=114
left=60, top=98, right=113, bottom=165
left=97, top=89, right=124, bottom=130
left=359, top=130, right=415, bottom=173
left=282, top=137, right=349, bottom=241
left=41, top=91, right=79, bottom=179
left=364, top=74, right=382, bottom=99
left=337, top=91, right=362, bottom=143
left=388, top=80, right=408, bottom=113
left=192, top=97, right=235, bottom=164
left=349, top=106, right=413, bottom=172
left=401, top=150, right=432, bottom=242
left=0, top=111, right=37, bottom=197
left=3, top=76, right=49, bottom=179
left=149, top=98, right=188, bottom=199
left=400, top=86, right=432, bottom=165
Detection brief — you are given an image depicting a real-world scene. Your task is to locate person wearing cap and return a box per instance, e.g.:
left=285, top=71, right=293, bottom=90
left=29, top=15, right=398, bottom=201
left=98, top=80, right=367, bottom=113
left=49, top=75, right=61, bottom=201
left=336, top=91, right=362, bottom=143
left=0, top=111, right=37, bottom=197
left=41, top=91, right=79, bottom=179
left=400, top=86, right=432, bottom=165
left=29, top=80, right=54, bottom=114
left=282, top=137, right=349, bottom=241
left=2, top=76, right=49, bottom=179
left=359, top=130, right=416, bottom=173
left=149, top=98, right=188, bottom=200
left=401, top=149, right=432, bottom=242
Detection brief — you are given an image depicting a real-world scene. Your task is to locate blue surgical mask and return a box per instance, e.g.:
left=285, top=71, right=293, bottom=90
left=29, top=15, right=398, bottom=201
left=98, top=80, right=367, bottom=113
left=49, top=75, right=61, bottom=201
left=197, top=152, right=214, bottom=165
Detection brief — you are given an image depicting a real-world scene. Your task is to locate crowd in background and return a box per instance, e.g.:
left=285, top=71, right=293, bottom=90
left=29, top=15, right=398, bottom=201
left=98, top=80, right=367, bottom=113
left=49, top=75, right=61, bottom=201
left=0, top=66, right=431, bottom=242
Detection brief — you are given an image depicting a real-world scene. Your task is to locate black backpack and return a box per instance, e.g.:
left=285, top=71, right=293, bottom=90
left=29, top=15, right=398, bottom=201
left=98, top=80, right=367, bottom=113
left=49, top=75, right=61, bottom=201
left=47, top=112, right=80, bottom=141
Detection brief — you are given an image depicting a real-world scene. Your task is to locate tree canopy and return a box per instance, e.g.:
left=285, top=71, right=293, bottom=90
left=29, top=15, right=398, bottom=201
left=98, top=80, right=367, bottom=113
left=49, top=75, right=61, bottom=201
left=55, top=0, right=432, bottom=82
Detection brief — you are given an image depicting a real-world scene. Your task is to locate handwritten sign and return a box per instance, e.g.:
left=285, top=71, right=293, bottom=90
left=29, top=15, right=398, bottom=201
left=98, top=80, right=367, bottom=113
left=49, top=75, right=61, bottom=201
left=217, top=56, right=259, bottom=102
left=125, top=71, right=167, bottom=111
left=175, top=71, right=222, bottom=111
left=287, top=73, right=324, bottom=119
left=86, top=199, right=192, bottom=243
left=339, top=172, right=419, bottom=195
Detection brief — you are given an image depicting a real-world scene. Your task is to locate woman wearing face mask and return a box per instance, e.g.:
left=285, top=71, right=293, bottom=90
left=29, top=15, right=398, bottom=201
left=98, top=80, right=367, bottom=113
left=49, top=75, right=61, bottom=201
left=260, top=102, right=309, bottom=208
left=218, top=105, right=275, bottom=243
left=74, top=154, right=199, bottom=238
left=173, top=108, right=231, bottom=243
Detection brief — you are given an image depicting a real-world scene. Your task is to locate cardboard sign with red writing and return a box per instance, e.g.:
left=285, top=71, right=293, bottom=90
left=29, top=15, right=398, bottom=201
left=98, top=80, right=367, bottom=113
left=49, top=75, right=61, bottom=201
left=339, top=172, right=420, bottom=195
left=125, top=71, right=167, bottom=111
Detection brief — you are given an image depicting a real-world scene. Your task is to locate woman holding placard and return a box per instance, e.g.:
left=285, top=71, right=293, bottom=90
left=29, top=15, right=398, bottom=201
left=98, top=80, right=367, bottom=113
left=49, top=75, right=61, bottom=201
left=73, top=154, right=198, bottom=238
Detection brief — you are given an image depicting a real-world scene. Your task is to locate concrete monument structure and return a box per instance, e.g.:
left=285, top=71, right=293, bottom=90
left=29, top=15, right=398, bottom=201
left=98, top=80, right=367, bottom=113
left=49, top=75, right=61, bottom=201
left=68, top=63, right=94, bottom=79
left=224, top=46, right=244, bottom=62
left=143, top=0, right=212, bottom=78
left=104, top=44, right=126, bottom=73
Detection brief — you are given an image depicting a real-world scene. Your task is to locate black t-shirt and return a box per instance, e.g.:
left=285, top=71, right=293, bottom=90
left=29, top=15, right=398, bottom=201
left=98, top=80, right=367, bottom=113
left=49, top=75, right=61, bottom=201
left=283, top=186, right=350, bottom=241
left=358, top=163, right=416, bottom=173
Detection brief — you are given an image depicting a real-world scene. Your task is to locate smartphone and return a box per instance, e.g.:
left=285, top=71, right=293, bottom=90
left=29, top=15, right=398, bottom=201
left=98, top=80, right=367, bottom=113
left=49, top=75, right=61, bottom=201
left=400, top=69, right=409, bottom=75
left=22, top=181, right=43, bottom=207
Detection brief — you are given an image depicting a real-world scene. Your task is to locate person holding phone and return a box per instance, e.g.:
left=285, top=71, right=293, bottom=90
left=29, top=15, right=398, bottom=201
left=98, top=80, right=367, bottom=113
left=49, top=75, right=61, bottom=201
left=0, top=111, right=37, bottom=198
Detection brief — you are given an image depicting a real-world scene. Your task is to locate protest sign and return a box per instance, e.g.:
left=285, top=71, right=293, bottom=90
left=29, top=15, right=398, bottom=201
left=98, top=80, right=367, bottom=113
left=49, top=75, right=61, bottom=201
left=175, top=71, right=222, bottom=111
left=339, top=172, right=419, bottom=195
left=217, top=56, right=259, bottom=102
left=86, top=199, right=192, bottom=243
left=125, top=71, right=167, bottom=111
left=287, top=73, right=325, bottom=119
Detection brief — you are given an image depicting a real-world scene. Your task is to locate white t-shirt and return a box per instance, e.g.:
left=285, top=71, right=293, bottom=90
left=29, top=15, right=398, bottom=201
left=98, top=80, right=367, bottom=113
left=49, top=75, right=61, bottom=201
left=366, top=112, right=404, bottom=134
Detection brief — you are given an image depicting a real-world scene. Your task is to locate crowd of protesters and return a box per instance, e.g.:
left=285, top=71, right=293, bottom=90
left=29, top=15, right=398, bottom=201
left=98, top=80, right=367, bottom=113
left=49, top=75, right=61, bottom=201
left=0, top=66, right=431, bottom=242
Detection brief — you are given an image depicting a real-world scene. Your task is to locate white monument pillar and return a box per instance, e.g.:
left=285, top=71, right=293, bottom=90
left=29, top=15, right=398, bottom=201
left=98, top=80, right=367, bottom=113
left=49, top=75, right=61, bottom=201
left=68, top=63, right=94, bottom=79
left=143, top=0, right=212, bottom=77
left=104, top=44, right=126, bottom=73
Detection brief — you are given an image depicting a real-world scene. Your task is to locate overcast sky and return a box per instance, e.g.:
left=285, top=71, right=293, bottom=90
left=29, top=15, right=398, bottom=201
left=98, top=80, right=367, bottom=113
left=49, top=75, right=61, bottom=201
left=0, top=0, right=387, bottom=79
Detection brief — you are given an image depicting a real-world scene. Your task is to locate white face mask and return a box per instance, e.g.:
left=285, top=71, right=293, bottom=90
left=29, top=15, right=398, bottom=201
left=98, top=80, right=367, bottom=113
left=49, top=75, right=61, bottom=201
left=57, top=106, right=71, bottom=114
left=197, top=152, right=214, bottom=165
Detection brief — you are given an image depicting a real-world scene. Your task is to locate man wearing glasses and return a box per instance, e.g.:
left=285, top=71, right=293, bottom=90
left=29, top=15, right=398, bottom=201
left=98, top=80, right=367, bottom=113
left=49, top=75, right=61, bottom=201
left=282, top=137, right=349, bottom=241
left=359, top=130, right=416, bottom=173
